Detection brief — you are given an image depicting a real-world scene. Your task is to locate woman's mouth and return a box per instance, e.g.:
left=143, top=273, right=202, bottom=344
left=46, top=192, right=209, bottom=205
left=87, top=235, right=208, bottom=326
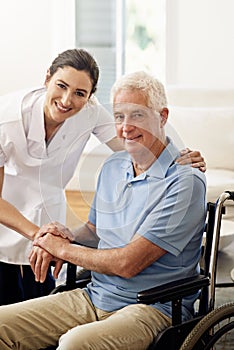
left=55, top=102, right=72, bottom=113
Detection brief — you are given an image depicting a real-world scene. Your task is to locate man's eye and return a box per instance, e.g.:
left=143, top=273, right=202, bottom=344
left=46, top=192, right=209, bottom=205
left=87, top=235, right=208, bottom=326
left=132, top=113, right=144, bottom=120
left=115, top=115, right=124, bottom=123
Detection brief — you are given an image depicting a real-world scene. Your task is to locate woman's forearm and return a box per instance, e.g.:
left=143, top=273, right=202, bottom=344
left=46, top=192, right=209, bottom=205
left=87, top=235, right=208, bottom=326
left=0, top=197, right=39, bottom=240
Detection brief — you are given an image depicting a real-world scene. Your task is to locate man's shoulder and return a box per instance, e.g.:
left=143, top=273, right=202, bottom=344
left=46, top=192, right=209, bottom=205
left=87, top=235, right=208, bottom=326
left=170, top=163, right=206, bottom=188
left=106, top=150, right=129, bottom=162
left=102, top=151, right=130, bottom=171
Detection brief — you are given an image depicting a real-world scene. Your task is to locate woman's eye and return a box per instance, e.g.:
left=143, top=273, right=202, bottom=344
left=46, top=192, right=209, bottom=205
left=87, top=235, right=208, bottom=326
left=57, top=83, right=66, bottom=89
left=75, top=91, right=85, bottom=97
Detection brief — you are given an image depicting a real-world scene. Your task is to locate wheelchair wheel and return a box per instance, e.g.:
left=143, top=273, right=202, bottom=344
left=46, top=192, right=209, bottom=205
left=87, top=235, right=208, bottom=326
left=179, top=302, right=234, bottom=350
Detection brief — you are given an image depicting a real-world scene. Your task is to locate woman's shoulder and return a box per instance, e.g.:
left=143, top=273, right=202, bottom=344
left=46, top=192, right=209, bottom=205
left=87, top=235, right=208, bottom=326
left=0, top=86, right=45, bottom=124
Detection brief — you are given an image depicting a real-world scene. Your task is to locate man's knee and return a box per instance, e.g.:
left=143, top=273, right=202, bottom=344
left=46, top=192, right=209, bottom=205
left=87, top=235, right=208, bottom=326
left=57, top=304, right=171, bottom=350
left=116, top=303, right=171, bottom=334
left=0, top=305, right=17, bottom=328
left=58, top=325, right=100, bottom=350
left=0, top=309, right=17, bottom=350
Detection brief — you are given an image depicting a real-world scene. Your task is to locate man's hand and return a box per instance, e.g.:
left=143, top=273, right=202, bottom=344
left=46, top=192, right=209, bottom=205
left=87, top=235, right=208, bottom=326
left=36, top=221, right=75, bottom=241
left=176, top=148, right=206, bottom=172
left=33, top=233, right=70, bottom=261
left=29, top=245, right=64, bottom=283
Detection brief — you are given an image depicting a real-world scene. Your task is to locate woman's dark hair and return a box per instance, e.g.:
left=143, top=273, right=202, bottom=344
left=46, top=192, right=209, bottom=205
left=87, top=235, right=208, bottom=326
left=48, top=48, right=99, bottom=95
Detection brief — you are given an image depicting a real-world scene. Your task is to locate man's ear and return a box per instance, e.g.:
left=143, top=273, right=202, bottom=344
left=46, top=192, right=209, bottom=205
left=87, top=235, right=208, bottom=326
left=44, top=69, right=51, bottom=86
left=160, top=108, right=169, bottom=127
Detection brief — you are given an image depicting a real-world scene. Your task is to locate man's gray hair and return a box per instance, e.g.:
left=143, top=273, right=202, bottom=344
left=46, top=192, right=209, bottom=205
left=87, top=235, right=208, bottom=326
left=111, top=71, right=168, bottom=112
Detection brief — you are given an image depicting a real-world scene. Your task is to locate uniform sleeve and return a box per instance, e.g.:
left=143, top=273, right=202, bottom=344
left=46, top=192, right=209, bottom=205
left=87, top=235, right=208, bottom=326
left=0, top=144, right=6, bottom=167
left=91, top=98, right=116, bottom=144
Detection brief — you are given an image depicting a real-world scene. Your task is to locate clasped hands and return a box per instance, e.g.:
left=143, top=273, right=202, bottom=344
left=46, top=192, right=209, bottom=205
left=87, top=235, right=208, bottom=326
left=29, top=222, right=74, bottom=283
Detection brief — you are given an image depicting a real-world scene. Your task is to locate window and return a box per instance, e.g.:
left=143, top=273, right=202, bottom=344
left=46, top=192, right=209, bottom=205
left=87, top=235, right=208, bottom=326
left=75, top=0, right=165, bottom=103
left=125, top=0, right=165, bottom=81
left=75, top=0, right=124, bottom=105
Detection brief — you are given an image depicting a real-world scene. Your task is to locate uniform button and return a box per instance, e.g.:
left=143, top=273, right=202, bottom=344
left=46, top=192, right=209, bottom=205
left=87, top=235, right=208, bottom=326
left=127, top=183, right=132, bottom=187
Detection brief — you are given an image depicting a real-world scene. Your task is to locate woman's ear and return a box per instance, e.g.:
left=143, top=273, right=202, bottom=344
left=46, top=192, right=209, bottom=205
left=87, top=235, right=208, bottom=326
left=160, top=108, right=169, bottom=127
left=44, top=69, right=51, bottom=86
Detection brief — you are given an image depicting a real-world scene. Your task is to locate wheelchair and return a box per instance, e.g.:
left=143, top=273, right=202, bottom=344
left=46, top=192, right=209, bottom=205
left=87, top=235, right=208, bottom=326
left=180, top=301, right=234, bottom=349
left=47, top=191, right=234, bottom=350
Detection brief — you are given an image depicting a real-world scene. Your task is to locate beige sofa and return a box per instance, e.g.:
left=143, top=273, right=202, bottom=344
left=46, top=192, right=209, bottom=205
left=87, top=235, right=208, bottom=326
left=166, top=87, right=234, bottom=246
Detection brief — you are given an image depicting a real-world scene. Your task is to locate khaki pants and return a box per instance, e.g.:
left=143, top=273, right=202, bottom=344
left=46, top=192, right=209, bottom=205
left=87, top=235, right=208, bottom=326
left=0, top=288, right=171, bottom=350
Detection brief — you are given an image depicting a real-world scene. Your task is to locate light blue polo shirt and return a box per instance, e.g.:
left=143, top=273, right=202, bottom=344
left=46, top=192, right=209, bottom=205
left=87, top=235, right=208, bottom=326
left=86, top=139, right=206, bottom=320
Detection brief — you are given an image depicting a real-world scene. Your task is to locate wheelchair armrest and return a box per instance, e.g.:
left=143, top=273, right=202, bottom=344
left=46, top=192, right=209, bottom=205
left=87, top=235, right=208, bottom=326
left=50, top=267, right=91, bottom=294
left=50, top=276, right=91, bottom=294
left=137, top=274, right=210, bottom=304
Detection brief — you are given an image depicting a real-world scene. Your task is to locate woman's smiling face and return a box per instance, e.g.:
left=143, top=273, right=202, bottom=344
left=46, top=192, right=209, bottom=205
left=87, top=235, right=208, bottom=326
left=44, top=66, right=93, bottom=126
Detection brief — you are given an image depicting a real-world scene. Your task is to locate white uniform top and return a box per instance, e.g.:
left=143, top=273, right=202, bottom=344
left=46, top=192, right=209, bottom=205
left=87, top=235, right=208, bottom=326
left=0, top=87, right=116, bottom=264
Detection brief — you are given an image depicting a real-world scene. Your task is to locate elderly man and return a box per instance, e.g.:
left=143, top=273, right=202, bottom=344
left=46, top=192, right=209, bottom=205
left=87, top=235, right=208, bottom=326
left=0, top=72, right=206, bottom=350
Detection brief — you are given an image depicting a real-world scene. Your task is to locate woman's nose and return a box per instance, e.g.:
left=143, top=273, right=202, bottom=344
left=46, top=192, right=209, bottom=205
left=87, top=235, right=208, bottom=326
left=61, top=91, right=72, bottom=106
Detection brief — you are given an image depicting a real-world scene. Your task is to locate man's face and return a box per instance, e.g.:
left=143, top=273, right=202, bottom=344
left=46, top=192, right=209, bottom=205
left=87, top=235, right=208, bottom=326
left=113, top=89, right=165, bottom=157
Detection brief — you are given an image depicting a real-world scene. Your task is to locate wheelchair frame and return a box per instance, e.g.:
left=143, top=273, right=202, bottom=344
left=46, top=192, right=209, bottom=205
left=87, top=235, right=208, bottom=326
left=49, top=191, right=234, bottom=350
left=180, top=301, right=234, bottom=350
left=137, top=191, right=234, bottom=349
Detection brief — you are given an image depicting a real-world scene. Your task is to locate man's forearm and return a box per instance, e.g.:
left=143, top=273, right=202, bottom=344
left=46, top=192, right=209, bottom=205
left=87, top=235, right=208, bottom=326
left=34, top=233, right=166, bottom=279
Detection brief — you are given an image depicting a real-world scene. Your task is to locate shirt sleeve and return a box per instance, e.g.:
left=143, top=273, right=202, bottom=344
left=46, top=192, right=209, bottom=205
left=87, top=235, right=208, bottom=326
left=137, top=173, right=206, bottom=256
left=91, top=98, right=116, bottom=144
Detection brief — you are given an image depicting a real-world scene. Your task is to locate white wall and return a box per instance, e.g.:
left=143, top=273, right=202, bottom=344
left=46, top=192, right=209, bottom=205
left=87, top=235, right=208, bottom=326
left=166, top=0, right=234, bottom=88
left=1, top=0, right=234, bottom=191
left=0, top=0, right=75, bottom=95
left=1, top=0, right=233, bottom=95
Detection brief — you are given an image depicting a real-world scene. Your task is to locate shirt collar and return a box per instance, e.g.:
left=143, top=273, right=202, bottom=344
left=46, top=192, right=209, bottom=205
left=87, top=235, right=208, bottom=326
left=121, top=137, right=180, bottom=180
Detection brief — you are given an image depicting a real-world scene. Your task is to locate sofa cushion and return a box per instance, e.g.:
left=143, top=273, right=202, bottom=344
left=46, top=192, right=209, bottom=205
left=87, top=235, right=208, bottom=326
left=167, top=107, right=234, bottom=171
left=206, top=169, right=234, bottom=204
left=167, top=87, right=234, bottom=108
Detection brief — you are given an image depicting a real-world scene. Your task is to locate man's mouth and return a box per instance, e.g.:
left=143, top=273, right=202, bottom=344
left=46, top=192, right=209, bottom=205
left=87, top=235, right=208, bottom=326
left=125, top=135, right=141, bottom=142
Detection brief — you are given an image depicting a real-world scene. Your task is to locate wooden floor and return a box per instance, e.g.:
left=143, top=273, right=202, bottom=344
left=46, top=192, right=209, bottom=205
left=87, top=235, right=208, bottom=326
left=65, top=190, right=94, bottom=228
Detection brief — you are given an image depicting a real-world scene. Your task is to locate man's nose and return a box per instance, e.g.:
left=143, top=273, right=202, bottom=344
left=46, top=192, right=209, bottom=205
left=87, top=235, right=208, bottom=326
left=122, top=116, right=135, bottom=130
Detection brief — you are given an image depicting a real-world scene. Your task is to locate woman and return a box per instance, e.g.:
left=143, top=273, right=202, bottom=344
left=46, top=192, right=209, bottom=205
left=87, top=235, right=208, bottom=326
left=0, top=48, right=205, bottom=305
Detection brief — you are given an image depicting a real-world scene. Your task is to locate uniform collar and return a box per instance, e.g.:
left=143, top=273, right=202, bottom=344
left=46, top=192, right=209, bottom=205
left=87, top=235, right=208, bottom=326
left=27, top=94, right=46, bottom=143
left=26, top=91, right=68, bottom=156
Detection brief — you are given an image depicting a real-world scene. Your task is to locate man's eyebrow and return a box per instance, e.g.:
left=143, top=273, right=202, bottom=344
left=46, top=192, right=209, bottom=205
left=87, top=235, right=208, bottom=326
left=132, top=108, right=144, bottom=112
left=114, top=107, right=145, bottom=114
